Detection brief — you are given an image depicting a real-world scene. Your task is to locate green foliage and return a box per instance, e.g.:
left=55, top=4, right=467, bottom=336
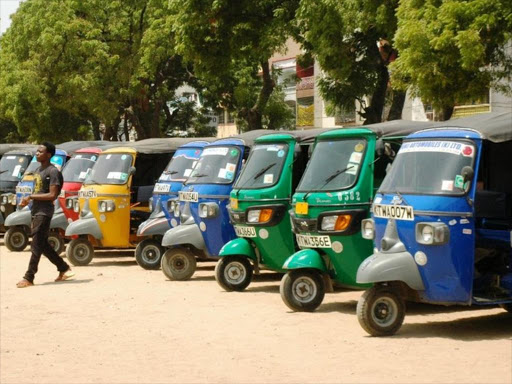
left=392, top=0, right=512, bottom=113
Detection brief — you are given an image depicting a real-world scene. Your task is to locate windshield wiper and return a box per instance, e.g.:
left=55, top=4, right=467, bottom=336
left=303, top=165, right=354, bottom=201
left=164, top=170, right=178, bottom=175
left=191, top=173, right=208, bottom=178
left=0, top=170, right=7, bottom=175
left=253, top=163, right=276, bottom=180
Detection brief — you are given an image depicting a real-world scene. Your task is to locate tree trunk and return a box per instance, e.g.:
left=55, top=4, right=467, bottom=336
left=387, top=90, right=406, bottom=121
left=123, top=115, right=129, bottom=141
left=125, top=106, right=146, bottom=140
left=241, top=60, right=275, bottom=131
left=91, top=119, right=101, bottom=140
left=437, top=105, right=454, bottom=121
left=362, top=64, right=389, bottom=124
left=150, top=100, right=162, bottom=138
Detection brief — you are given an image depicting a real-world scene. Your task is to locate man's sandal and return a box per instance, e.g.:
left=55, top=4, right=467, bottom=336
left=16, top=279, right=34, bottom=288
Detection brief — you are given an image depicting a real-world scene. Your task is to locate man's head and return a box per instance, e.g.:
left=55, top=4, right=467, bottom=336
left=36, top=142, right=56, bottom=164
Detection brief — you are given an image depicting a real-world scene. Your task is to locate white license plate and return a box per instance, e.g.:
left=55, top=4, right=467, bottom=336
left=234, top=226, right=257, bottom=238
left=79, top=190, right=97, bottom=198
left=153, top=183, right=171, bottom=193
left=179, top=191, right=198, bottom=202
left=16, top=186, right=32, bottom=193
left=296, top=234, right=332, bottom=248
left=373, top=204, right=414, bottom=221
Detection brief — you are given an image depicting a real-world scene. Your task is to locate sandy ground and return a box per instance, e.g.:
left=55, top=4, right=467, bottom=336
left=1, top=241, right=511, bottom=384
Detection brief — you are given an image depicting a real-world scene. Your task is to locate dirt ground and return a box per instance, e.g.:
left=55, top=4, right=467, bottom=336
left=1, top=241, right=511, bottom=384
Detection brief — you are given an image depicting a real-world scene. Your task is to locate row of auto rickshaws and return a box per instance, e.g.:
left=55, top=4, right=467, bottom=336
left=1, top=111, right=511, bottom=336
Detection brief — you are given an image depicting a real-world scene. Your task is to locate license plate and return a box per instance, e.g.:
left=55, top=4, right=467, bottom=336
left=153, top=183, right=171, bottom=193
left=373, top=204, right=414, bottom=221
left=179, top=191, right=198, bottom=202
left=79, top=190, right=97, bottom=198
left=296, top=234, right=332, bottom=248
left=16, top=186, right=32, bottom=193
left=295, top=202, right=308, bottom=215
left=234, top=225, right=256, bottom=238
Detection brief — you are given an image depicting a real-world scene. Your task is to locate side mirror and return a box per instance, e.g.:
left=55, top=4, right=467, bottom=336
left=18, top=168, right=26, bottom=178
left=375, top=139, right=385, bottom=157
left=129, top=166, right=136, bottom=176
left=461, top=166, right=474, bottom=183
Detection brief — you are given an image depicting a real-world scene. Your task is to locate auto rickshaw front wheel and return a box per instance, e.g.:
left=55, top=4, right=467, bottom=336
left=66, top=238, right=94, bottom=266
left=280, top=270, right=325, bottom=312
left=357, top=286, right=406, bottom=337
left=215, top=255, right=253, bottom=291
left=135, top=239, right=165, bottom=270
left=161, top=248, right=197, bottom=281
left=4, top=226, right=29, bottom=252
left=48, top=231, right=65, bottom=255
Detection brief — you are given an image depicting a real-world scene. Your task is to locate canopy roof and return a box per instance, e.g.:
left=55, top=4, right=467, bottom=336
left=364, top=119, right=436, bottom=138
left=259, top=128, right=337, bottom=144
left=0, top=144, right=37, bottom=156
left=221, top=129, right=279, bottom=147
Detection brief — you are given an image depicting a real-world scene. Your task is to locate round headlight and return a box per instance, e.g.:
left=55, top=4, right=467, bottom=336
left=173, top=202, right=180, bottom=217
left=422, top=225, right=433, bottom=243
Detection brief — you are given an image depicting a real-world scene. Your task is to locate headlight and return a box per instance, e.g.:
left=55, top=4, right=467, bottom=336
left=149, top=197, right=153, bottom=212
left=66, top=198, right=74, bottom=209
left=361, top=219, right=375, bottom=240
left=415, top=222, right=449, bottom=245
left=1, top=195, right=7, bottom=204
left=199, top=202, right=219, bottom=218
left=73, top=199, right=80, bottom=213
left=320, top=214, right=351, bottom=231
left=168, top=200, right=180, bottom=217
left=247, top=208, right=273, bottom=224
left=98, top=200, right=115, bottom=212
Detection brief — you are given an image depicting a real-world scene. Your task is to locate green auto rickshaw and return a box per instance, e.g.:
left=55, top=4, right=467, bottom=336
left=215, top=129, right=330, bottom=291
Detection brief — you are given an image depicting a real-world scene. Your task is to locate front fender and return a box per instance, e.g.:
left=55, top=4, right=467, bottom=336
left=282, top=249, right=328, bottom=273
left=4, top=207, right=31, bottom=228
left=65, top=212, right=103, bottom=240
left=356, top=251, right=425, bottom=291
left=162, top=223, right=207, bottom=253
left=50, top=210, right=68, bottom=231
left=137, top=216, right=171, bottom=237
left=219, top=238, right=256, bottom=262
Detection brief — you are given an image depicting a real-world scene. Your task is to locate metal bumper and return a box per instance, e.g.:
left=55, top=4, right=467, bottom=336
left=137, top=214, right=171, bottom=237
left=162, top=223, right=206, bottom=253
left=65, top=211, right=103, bottom=240
left=4, top=206, right=31, bottom=228
left=50, top=209, right=68, bottom=231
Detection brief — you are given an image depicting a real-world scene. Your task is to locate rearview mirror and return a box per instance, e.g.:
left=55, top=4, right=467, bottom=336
left=375, top=139, right=385, bottom=157
left=129, top=166, right=136, bottom=176
left=461, top=166, right=474, bottom=183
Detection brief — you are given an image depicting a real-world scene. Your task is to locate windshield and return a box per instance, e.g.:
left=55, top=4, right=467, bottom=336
left=297, top=138, right=366, bottom=192
left=159, top=148, right=201, bottom=182
left=234, top=143, right=288, bottom=189
left=379, top=139, right=476, bottom=195
left=0, top=155, right=31, bottom=182
left=62, top=154, right=98, bottom=183
left=186, top=146, right=241, bottom=185
left=24, top=154, right=66, bottom=175
left=84, top=153, right=133, bottom=185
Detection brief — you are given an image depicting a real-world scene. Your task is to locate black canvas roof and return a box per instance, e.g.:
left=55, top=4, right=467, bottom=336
left=0, top=144, right=37, bottom=156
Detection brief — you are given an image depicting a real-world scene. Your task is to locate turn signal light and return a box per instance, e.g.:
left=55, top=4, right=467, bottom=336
left=334, top=215, right=351, bottom=231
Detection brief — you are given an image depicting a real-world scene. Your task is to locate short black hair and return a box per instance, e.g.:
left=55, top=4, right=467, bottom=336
left=41, top=141, right=56, bottom=157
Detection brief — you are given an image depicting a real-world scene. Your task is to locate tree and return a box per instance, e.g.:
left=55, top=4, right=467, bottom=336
left=296, top=0, right=405, bottom=124
left=171, top=0, right=299, bottom=131
left=391, top=0, right=512, bottom=120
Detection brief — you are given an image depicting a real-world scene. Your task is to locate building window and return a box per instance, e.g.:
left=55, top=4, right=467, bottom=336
left=218, top=110, right=225, bottom=124
left=227, top=111, right=235, bottom=124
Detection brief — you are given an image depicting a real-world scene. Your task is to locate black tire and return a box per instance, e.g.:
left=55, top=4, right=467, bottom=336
left=48, top=231, right=65, bottom=255
left=66, top=238, right=94, bottom=266
left=500, top=303, right=512, bottom=313
left=280, top=270, right=325, bottom=312
left=161, top=248, right=197, bottom=281
left=5, top=226, right=29, bottom=252
left=215, top=255, right=253, bottom=292
left=357, top=286, right=406, bottom=336
left=135, top=239, right=165, bottom=270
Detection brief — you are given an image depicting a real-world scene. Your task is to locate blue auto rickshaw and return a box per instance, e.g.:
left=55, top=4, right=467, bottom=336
left=4, top=148, right=69, bottom=252
left=135, top=140, right=210, bottom=269
left=160, top=130, right=274, bottom=280
left=356, top=112, right=512, bottom=336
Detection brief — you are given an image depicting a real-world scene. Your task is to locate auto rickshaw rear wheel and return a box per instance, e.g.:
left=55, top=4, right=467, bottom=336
left=161, top=248, right=197, bottom=280
left=66, top=238, right=94, bottom=266
left=4, top=226, right=29, bottom=252
left=357, top=286, right=405, bottom=337
left=280, top=269, right=325, bottom=312
left=215, top=255, right=253, bottom=292
left=48, top=231, right=65, bottom=255
left=135, top=239, right=165, bottom=270
left=500, top=303, right=512, bottom=313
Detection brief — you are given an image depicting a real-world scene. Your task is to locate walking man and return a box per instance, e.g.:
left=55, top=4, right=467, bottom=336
left=16, top=142, right=74, bottom=288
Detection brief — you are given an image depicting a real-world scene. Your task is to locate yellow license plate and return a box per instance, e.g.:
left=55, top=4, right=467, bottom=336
left=230, top=198, right=238, bottom=210
left=295, top=202, right=308, bottom=215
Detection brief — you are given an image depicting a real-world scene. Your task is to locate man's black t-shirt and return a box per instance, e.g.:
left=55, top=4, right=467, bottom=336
left=31, top=164, right=63, bottom=217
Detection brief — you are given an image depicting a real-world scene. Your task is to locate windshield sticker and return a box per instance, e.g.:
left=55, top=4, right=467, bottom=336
left=226, top=163, right=236, bottom=173
left=218, top=168, right=228, bottom=179
left=226, top=171, right=234, bottom=180
left=12, top=165, right=21, bottom=177
left=441, top=180, right=454, bottom=191
left=230, top=149, right=238, bottom=157
left=182, top=169, right=191, bottom=177
left=203, top=147, right=228, bottom=156
left=449, top=219, right=457, bottom=226
left=91, top=155, right=97, bottom=161
left=120, top=173, right=128, bottom=181
left=107, top=171, right=123, bottom=179
left=266, top=145, right=281, bottom=152
left=460, top=218, right=470, bottom=224
left=400, top=141, right=472, bottom=156
left=345, top=162, right=359, bottom=175
left=263, top=174, right=274, bottom=184
left=6, top=156, right=15, bottom=159
left=75, top=155, right=82, bottom=159
left=277, top=150, right=285, bottom=158
left=355, top=143, right=364, bottom=152
left=121, top=155, right=127, bottom=160
left=349, top=152, right=362, bottom=164
left=463, top=228, right=472, bottom=235
left=454, top=175, right=464, bottom=189
left=19, top=157, right=24, bottom=163
left=106, top=154, right=112, bottom=159
left=79, top=171, right=88, bottom=180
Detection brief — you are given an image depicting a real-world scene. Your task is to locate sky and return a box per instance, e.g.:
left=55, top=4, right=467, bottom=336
left=0, top=0, right=22, bottom=35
